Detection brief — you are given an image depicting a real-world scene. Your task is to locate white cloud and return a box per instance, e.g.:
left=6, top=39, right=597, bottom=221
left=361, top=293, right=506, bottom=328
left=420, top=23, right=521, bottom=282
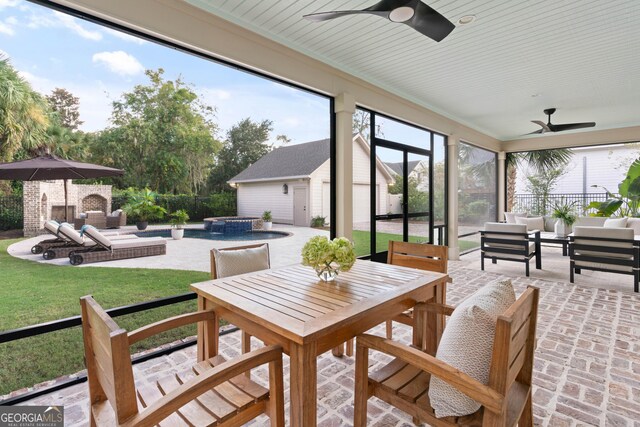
left=0, top=0, right=20, bottom=10
left=104, top=27, right=146, bottom=45
left=202, top=88, right=232, bottom=101
left=0, top=21, right=14, bottom=35
left=26, top=10, right=102, bottom=41
left=92, top=51, right=144, bottom=76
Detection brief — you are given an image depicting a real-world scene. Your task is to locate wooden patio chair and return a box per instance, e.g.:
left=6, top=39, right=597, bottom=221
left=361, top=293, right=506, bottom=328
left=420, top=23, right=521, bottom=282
left=80, top=296, right=284, bottom=426
left=353, top=286, right=539, bottom=427
left=386, top=241, right=449, bottom=340
left=211, top=243, right=271, bottom=363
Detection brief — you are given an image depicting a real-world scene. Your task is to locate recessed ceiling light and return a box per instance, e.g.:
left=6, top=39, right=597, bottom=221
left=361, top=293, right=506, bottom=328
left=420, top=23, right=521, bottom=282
left=457, top=15, right=476, bottom=25
left=389, top=6, right=415, bottom=23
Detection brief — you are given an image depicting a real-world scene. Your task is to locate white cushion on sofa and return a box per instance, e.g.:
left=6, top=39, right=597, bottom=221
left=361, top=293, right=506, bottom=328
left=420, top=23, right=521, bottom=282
left=504, top=212, right=527, bottom=224
left=429, top=280, right=516, bottom=418
left=604, top=217, right=628, bottom=228
left=515, top=216, right=544, bottom=232
left=213, top=244, right=270, bottom=278
left=626, top=218, right=640, bottom=235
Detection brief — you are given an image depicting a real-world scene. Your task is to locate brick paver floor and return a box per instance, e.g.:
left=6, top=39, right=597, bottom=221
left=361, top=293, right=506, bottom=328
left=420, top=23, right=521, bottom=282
left=16, top=263, right=640, bottom=426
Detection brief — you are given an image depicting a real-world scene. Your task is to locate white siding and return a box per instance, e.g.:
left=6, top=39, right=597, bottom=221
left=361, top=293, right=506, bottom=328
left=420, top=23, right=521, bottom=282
left=515, top=144, right=640, bottom=194
left=309, top=160, right=330, bottom=220
left=236, top=180, right=308, bottom=224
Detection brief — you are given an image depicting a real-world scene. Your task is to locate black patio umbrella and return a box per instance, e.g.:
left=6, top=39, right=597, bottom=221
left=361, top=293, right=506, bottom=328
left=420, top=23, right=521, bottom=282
left=0, top=154, right=124, bottom=222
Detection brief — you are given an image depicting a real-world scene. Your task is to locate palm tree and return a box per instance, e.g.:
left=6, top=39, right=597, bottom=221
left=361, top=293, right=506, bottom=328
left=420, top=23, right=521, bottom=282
left=0, top=56, right=50, bottom=162
left=506, top=149, right=573, bottom=211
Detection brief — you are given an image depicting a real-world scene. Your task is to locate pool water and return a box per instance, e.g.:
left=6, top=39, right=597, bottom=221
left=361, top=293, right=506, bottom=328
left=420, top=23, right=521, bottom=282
left=134, top=229, right=290, bottom=241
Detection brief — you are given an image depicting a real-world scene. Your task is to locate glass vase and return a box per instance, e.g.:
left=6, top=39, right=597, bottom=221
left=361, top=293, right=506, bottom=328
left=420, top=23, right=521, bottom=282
left=315, top=265, right=339, bottom=282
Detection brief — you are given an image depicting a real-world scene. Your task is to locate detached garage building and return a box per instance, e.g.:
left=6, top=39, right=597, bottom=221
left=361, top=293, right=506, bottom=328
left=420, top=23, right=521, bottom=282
left=228, top=134, right=394, bottom=226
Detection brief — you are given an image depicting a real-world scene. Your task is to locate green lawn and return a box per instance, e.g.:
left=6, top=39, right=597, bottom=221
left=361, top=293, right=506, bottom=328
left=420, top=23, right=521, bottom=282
left=0, top=238, right=210, bottom=395
left=352, top=230, right=480, bottom=256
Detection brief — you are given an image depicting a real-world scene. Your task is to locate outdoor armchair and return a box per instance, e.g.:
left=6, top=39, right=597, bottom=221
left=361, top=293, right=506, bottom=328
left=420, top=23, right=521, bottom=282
left=106, top=209, right=127, bottom=228
left=481, top=222, right=541, bottom=276
left=353, top=286, right=539, bottom=427
left=80, top=295, right=284, bottom=426
left=569, top=226, right=640, bottom=292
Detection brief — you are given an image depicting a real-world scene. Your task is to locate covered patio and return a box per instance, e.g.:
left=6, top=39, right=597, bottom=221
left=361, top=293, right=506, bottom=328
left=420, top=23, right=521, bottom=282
left=2, top=0, right=640, bottom=426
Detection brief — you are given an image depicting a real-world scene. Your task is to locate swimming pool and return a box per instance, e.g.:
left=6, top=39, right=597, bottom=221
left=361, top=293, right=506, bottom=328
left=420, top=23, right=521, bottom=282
left=134, top=228, right=290, bottom=241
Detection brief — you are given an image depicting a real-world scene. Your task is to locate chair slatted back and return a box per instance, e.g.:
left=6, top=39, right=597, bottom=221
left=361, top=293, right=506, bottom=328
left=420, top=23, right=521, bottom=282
left=210, top=243, right=270, bottom=279
left=387, top=241, right=448, bottom=274
left=80, top=296, right=138, bottom=424
left=487, top=287, right=539, bottom=397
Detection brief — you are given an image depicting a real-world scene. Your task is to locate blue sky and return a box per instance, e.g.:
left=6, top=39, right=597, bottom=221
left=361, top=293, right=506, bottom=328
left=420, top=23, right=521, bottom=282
left=0, top=0, right=330, bottom=145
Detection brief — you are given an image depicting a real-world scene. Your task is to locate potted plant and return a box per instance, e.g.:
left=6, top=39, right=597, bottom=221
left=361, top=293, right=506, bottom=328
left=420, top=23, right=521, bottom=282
left=301, top=236, right=356, bottom=282
left=122, top=188, right=166, bottom=230
left=551, top=199, right=577, bottom=237
left=262, top=210, right=273, bottom=230
left=169, top=209, right=190, bottom=240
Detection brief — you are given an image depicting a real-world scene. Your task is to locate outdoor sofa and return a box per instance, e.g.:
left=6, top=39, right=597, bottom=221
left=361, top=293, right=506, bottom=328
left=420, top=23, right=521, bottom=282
left=69, top=226, right=166, bottom=265
left=73, top=210, right=106, bottom=230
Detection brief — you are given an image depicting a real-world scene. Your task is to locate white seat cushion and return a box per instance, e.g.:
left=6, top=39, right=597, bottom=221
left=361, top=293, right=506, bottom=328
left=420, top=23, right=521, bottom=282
left=515, top=216, right=544, bottom=232
left=574, top=217, right=606, bottom=227
left=604, top=217, right=628, bottom=228
left=429, top=280, right=516, bottom=418
left=110, top=237, right=166, bottom=250
left=213, top=245, right=270, bottom=278
left=484, top=242, right=536, bottom=259
left=504, top=212, right=527, bottom=224
left=626, top=218, right=640, bottom=235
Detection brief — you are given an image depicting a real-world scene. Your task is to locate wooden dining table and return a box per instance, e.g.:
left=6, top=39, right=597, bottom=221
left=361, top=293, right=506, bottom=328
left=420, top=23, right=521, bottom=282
left=190, top=259, right=448, bottom=427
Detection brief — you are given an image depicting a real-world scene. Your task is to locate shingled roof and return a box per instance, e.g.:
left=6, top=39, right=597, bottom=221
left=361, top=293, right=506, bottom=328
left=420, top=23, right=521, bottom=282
left=384, top=160, right=421, bottom=176
left=229, top=138, right=330, bottom=183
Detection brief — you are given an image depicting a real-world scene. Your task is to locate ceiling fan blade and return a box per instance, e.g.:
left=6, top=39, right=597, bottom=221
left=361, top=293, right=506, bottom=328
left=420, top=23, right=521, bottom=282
left=549, top=122, right=596, bottom=132
left=531, top=120, right=550, bottom=133
left=408, top=1, right=455, bottom=42
left=524, top=129, right=545, bottom=136
left=303, top=9, right=384, bottom=22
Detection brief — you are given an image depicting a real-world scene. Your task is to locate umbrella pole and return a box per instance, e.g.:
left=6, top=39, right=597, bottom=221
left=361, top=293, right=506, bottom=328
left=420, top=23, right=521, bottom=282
left=64, top=179, right=69, bottom=223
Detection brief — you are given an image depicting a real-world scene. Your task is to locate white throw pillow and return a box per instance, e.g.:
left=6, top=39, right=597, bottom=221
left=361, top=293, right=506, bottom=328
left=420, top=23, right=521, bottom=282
left=515, top=216, right=544, bottom=232
left=504, top=212, right=527, bottom=224
left=604, top=217, right=628, bottom=228
left=214, top=245, right=270, bottom=278
left=429, top=280, right=516, bottom=418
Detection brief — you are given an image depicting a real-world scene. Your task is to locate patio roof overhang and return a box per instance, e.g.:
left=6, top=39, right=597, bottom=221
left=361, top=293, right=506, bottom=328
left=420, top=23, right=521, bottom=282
left=47, top=0, right=640, bottom=259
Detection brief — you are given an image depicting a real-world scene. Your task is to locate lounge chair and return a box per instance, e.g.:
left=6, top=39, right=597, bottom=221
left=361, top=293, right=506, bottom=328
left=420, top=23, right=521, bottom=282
left=481, top=222, right=541, bottom=276
left=70, top=226, right=166, bottom=265
left=31, top=220, right=71, bottom=254
left=42, top=224, right=137, bottom=260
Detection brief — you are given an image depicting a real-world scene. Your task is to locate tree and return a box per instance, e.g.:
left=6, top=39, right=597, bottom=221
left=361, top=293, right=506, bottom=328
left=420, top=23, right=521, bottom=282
left=352, top=109, right=383, bottom=141
left=524, top=167, right=566, bottom=216
left=46, top=88, right=83, bottom=130
left=276, top=134, right=291, bottom=146
left=92, top=69, right=221, bottom=193
left=0, top=56, right=50, bottom=163
left=208, top=118, right=273, bottom=192
left=506, top=149, right=573, bottom=211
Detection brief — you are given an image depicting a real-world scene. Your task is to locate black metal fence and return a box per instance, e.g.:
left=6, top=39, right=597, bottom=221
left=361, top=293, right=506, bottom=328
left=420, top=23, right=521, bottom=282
left=0, top=195, right=23, bottom=231
left=513, top=192, right=609, bottom=215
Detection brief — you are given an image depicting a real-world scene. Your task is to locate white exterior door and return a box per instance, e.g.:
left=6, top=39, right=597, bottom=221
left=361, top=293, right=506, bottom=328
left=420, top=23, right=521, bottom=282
left=352, top=184, right=380, bottom=223
left=293, top=187, right=308, bottom=226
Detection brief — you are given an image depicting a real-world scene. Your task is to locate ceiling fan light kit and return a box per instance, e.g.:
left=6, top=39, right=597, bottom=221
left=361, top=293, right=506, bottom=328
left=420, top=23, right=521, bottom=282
left=303, top=0, right=455, bottom=42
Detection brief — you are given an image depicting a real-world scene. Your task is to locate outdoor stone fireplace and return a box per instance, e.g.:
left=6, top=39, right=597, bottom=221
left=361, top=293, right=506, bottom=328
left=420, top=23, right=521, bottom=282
left=23, top=181, right=113, bottom=237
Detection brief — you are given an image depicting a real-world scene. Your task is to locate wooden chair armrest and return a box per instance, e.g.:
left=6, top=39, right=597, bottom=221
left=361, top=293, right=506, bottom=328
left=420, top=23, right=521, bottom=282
left=122, top=345, right=282, bottom=427
left=357, top=334, right=504, bottom=415
left=128, top=311, right=216, bottom=345
left=413, top=302, right=455, bottom=316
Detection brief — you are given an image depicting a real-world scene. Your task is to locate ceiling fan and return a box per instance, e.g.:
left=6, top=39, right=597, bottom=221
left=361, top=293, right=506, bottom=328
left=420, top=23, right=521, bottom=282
left=527, top=108, right=596, bottom=135
left=302, top=0, right=455, bottom=42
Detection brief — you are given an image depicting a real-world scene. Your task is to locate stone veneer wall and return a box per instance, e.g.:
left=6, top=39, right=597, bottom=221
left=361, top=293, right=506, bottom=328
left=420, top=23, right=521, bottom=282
left=23, top=181, right=112, bottom=237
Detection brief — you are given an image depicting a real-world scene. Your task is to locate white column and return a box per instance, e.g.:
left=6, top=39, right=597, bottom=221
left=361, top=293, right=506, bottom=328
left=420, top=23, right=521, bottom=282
left=498, top=151, right=506, bottom=221
left=334, top=93, right=355, bottom=239
left=447, top=135, right=460, bottom=260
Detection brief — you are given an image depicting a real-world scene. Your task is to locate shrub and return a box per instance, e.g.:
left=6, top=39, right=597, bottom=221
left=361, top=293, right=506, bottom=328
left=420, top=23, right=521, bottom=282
left=310, top=216, right=326, bottom=228
left=205, top=192, right=237, bottom=217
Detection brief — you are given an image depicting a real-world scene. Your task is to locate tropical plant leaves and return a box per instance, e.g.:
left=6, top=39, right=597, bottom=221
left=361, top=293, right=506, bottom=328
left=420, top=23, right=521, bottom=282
left=619, top=158, right=640, bottom=198
left=587, top=199, right=623, bottom=217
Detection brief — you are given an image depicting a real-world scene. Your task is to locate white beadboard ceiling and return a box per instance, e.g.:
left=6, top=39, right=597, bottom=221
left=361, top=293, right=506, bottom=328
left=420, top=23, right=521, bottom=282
left=186, top=0, right=640, bottom=141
